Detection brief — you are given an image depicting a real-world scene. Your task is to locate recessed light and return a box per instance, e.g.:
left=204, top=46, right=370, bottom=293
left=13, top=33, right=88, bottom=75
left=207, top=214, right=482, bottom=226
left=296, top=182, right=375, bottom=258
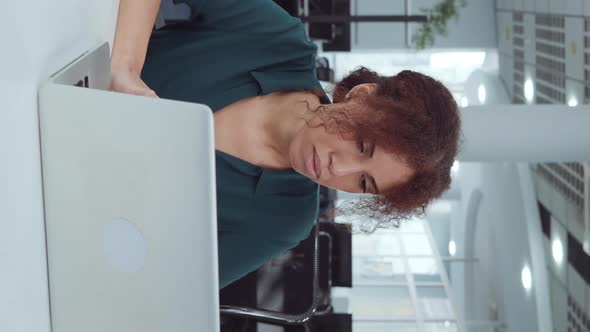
left=521, top=265, right=532, bottom=291
left=524, top=79, right=534, bottom=102
left=460, top=96, right=469, bottom=107
left=478, top=84, right=487, bottom=103
left=449, top=240, right=456, bottom=256
left=451, top=161, right=460, bottom=174
left=552, top=238, right=564, bottom=265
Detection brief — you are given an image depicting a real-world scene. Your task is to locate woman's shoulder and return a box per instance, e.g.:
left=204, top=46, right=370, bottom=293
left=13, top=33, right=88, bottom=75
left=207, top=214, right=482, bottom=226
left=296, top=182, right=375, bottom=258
left=152, top=0, right=317, bottom=72
left=175, top=0, right=307, bottom=38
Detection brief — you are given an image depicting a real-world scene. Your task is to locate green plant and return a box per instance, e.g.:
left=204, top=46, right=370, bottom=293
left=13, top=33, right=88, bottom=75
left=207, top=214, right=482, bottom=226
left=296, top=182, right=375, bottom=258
left=412, top=0, right=467, bottom=50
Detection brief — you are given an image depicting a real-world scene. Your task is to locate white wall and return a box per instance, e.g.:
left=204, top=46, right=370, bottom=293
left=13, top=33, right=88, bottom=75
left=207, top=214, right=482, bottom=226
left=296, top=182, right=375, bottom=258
left=411, top=0, right=497, bottom=48
left=350, top=0, right=497, bottom=50
left=0, top=2, right=119, bottom=332
left=350, top=0, right=408, bottom=49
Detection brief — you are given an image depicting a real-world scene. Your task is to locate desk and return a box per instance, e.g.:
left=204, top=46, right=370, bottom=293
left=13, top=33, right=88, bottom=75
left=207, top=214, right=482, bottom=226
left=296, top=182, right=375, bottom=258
left=0, top=2, right=119, bottom=331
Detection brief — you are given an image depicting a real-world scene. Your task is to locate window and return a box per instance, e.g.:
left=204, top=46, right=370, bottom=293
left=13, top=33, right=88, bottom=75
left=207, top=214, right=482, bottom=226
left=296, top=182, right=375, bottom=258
left=341, top=193, right=462, bottom=330
left=354, top=257, right=406, bottom=283
left=352, top=286, right=415, bottom=319
left=408, top=257, right=442, bottom=283
left=402, top=234, right=433, bottom=256
left=353, top=322, right=418, bottom=332
left=424, top=321, right=459, bottom=332
left=416, top=286, right=454, bottom=319
left=353, top=233, right=401, bottom=256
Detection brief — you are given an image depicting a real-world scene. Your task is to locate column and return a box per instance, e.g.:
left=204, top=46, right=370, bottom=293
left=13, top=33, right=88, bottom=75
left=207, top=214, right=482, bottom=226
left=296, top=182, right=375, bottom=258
left=459, top=105, right=590, bottom=162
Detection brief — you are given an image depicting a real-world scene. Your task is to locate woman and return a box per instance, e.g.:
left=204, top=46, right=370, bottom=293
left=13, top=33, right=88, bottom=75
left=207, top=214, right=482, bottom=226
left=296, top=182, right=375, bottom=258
left=110, top=0, right=461, bottom=288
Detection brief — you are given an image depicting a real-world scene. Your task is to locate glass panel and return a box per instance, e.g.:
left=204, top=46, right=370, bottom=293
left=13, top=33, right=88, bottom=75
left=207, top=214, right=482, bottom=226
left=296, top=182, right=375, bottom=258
left=398, top=219, right=425, bottom=233
left=327, top=50, right=489, bottom=88
left=416, top=286, right=454, bottom=319
left=353, top=233, right=401, bottom=256
left=408, top=257, right=442, bottom=282
left=353, top=322, right=418, bottom=332
left=424, top=321, right=459, bottom=332
left=402, top=234, right=433, bottom=256
left=351, top=286, right=415, bottom=319
left=353, top=235, right=376, bottom=256
left=353, top=257, right=406, bottom=283
left=430, top=51, right=486, bottom=67
left=375, top=235, right=400, bottom=255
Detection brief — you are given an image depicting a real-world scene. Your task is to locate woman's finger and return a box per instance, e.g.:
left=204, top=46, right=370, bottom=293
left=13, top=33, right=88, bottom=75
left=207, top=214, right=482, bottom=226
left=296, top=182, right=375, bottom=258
left=144, top=90, right=159, bottom=98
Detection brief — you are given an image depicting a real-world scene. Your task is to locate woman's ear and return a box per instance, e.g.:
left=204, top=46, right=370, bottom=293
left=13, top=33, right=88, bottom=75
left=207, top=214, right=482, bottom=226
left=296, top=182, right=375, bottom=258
left=364, top=83, right=377, bottom=95
left=349, top=83, right=377, bottom=99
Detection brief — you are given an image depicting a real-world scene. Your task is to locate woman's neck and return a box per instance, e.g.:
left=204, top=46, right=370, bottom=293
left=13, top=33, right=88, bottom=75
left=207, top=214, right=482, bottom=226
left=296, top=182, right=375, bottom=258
left=257, top=91, right=322, bottom=169
left=214, top=91, right=323, bottom=170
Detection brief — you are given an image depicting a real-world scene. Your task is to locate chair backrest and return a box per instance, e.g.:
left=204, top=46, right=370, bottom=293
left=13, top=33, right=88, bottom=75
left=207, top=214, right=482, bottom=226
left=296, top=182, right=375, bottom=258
left=273, top=0, right=299, bottom=16
left=219, top=225, right=321, bottom=325
left=315, top=57, right=334, bottom=83
left=319, top=222, right=352, bottom=287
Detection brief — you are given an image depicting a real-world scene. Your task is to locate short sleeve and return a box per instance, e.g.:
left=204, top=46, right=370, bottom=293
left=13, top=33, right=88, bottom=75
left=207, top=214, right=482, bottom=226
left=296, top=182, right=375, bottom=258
left=172, top=0, right=303, bottom=35
left=146, top=0, right=318, bottom=105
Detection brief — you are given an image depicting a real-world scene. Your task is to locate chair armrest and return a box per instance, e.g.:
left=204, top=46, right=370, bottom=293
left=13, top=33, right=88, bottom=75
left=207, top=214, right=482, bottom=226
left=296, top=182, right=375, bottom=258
left=220, top=224, right=321, bottom=325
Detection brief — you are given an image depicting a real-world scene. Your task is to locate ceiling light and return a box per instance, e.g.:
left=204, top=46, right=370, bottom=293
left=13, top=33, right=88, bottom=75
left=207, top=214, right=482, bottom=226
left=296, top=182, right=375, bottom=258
left=521, top=265, right=532, bottom=291
left=552, top=238, right=564, bottom=265
left=451, top=160, right=460, bottom=174
left=449, top=240, right=456, bottom=256
left=478, top=84, right=487, bottom=103
left=524, top=79, right=534, bottom=102
left=460, top=96, right=469, bottom=107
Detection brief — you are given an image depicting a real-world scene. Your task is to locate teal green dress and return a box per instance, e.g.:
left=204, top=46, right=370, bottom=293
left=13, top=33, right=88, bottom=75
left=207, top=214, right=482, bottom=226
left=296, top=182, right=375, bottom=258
left=142, top=0, right=327, bottom=288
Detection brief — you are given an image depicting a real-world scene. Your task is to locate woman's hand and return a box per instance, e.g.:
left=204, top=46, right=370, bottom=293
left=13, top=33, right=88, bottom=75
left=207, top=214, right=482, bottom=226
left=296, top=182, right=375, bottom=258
left=110, top=67, right=159, bottom=98
left=110, top=0, right=161, bottom=97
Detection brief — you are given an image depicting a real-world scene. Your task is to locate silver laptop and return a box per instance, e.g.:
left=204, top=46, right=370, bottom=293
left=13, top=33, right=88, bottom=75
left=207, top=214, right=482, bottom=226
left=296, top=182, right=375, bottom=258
left=38, top=42, right=220, bottom=332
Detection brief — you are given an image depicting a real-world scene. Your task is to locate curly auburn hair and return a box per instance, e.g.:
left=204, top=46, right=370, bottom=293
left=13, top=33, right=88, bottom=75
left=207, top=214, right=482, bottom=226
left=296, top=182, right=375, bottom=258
left=320, top=67, right=461, bottom=230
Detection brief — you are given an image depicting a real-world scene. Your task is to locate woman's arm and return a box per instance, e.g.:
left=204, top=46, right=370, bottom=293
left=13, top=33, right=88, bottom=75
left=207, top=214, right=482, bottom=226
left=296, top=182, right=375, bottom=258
left=110, top=0, right=161, bottom=97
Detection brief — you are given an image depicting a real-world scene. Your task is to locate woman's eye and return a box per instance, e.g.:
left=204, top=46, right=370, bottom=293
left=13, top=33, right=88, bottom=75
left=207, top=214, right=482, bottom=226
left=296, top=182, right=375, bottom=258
left=360, top=174, right=367, bottom=193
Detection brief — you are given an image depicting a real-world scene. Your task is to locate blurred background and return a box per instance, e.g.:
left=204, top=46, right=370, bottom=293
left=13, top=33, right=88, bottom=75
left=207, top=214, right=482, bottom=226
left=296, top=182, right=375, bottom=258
left=214, top=0, right=589, bottom=331
left=1, top=1, right=588, bottom=332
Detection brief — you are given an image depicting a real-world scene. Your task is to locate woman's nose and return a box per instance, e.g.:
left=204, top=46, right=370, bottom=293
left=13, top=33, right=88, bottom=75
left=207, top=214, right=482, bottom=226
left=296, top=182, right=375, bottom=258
left=329, top=153, right=364, bottom=177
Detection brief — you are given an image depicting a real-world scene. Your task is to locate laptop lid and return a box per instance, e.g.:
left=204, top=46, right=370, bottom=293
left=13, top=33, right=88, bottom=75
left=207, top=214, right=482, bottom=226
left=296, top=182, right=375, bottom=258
left=39, top=42, right=219, bottom=332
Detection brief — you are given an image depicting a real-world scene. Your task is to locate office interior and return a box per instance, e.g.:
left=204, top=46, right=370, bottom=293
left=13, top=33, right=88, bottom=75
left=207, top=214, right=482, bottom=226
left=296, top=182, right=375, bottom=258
left=2, top=0, right=590, bottom=331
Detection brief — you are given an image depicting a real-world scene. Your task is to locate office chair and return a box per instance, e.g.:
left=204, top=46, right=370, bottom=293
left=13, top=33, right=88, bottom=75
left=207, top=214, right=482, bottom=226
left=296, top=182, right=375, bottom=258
left=315, top=57, right=334, bottom=83
left=273, top=0, right=299, bottom=16
left=285, top=313, right=352, bottom=332
left=220, top=224, right=331, bottom=331
left=318, top=222, right=352, bottom=287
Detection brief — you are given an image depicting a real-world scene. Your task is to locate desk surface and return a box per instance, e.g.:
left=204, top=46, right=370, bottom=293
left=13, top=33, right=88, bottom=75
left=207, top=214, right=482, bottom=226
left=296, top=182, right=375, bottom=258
left=0, top=2, right=119, bottom=331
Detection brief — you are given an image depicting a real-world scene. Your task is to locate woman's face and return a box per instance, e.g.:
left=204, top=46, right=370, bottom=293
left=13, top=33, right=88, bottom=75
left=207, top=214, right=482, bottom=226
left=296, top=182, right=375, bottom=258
left=289, top=105, right=414, bottom=194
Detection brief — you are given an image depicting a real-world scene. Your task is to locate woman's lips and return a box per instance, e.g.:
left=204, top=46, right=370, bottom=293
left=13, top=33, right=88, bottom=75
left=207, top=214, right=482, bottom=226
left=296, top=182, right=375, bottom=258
left=306, top=147, right=317, bottom=179
left=313, top=148, right=321, bottom=179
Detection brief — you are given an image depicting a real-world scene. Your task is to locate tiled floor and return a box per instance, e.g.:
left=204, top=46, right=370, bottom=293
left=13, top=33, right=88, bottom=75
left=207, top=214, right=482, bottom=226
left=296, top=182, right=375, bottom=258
left=496, top=1, right=590, bottom=331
